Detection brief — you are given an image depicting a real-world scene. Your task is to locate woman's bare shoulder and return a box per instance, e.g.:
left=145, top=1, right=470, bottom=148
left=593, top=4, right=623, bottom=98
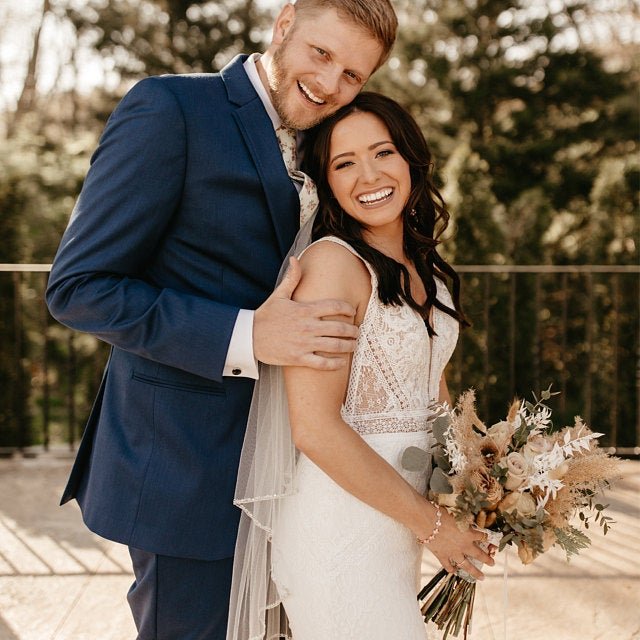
left=294, top=238, right=372, bottom=309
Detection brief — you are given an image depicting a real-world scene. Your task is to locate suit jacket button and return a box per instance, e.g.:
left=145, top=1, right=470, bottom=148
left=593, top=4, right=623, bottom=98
left=232, top=368, right=242, bottom=376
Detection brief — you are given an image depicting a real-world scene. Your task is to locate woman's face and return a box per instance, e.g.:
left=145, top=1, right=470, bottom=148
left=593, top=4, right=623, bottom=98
left=326, top=111, right=411, bottom=236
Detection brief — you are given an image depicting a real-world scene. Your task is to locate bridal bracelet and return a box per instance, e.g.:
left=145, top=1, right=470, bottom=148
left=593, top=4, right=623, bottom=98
left=417, top=502, right=442, bottom=545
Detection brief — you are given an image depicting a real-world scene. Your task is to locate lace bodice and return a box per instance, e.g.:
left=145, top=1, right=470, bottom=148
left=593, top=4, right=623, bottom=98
left=309, top=236, right=459, bottom=436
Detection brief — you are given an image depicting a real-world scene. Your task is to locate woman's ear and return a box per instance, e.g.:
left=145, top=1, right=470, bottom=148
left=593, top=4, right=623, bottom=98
left=271, top=3, right=296, bottom=45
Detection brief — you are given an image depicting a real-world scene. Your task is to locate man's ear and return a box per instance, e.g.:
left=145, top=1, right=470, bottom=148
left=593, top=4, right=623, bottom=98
left=271, top=3, right=296, bottom=45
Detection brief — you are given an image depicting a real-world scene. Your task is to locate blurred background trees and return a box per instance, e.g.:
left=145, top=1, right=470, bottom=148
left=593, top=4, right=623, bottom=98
left=0, top=0, right=638, bottom=450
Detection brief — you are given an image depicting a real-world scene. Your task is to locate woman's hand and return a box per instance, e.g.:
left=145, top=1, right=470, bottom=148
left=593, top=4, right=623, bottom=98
left=421, top=506, right=495, bottom=581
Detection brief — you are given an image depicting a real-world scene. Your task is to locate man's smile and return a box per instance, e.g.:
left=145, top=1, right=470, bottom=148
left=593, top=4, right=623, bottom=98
left=298, top=80, right=326, bottom=106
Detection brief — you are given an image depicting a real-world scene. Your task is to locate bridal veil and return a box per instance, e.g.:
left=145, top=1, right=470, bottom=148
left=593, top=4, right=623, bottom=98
left=226, top=216, right=316, bottom=640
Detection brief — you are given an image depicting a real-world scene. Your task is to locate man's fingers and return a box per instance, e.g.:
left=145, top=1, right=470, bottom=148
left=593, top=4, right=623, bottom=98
left=273, top=257, right=302, bottom=300
left=308, top=298, right=357, bottom=319
left=312, top=320, right=359, bottom=341
left=300, top=353, right=350, bottom=371
left=253, top=283, right=359, bottom=368
left=311, top=336, right=357, bottom=354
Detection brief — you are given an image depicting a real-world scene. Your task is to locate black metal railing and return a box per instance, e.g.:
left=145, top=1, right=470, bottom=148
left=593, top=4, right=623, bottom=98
left=1, top=264, right=639, bottom=456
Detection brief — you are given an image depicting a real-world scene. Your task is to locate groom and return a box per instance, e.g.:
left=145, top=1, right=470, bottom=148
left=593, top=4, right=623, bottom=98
left=46, top=1, right=398, bottom=638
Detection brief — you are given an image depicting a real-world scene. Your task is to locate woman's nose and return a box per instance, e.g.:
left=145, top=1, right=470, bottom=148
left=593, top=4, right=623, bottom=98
left=360, top=161, right=381, bottom=184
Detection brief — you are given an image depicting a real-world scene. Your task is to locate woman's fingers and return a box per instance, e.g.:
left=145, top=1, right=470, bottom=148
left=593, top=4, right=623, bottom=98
left=457, top=555, right=485, bottom=581
left=442, top=556, right=459, bottom=575
left=473, top=539, right=496, bottom=566
left=426, top=509, right=496, bottom=578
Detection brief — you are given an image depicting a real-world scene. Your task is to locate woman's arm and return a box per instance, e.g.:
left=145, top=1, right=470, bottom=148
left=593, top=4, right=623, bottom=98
left=284, top=241, right=493, bottom=577
left=439, top=374, right=452, bottom=406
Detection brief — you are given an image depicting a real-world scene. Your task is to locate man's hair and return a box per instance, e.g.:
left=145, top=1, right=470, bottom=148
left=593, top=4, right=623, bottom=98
left=293, top=0, right=398, bottom=69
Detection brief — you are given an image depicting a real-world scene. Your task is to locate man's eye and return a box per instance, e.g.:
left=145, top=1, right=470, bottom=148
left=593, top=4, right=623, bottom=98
left=345, top=71, right=359, bottom=81
left=315, top=47, right=328, bottom=57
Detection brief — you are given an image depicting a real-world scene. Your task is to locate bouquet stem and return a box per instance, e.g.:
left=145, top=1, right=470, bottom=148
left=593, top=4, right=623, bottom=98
left=418, top=569, right=477, bottom=639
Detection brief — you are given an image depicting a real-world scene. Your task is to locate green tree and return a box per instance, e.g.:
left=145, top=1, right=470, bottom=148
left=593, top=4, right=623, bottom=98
left=63, top=0, right=272, bottom=78
left=373, top=0, right=638, bottom=265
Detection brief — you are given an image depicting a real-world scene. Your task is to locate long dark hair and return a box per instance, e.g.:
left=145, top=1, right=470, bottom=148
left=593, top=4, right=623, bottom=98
left=302, top=92, right=469, bottom=335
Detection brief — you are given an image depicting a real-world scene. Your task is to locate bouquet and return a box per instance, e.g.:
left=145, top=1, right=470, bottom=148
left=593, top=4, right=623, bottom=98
left=403, top=386, right=620, bottom=639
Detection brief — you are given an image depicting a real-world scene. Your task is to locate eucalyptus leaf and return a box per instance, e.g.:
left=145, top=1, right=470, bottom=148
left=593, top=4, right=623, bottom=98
left=521, top=517, right=539, bottom=528
left=499, top=533, right=514, bottom=551
left=433, top=447, right=451, bottom=472
left=429, top=466, right=454, bottom=494
left=401, top=446, right=430, bottom=472
left=432, top=414, right=452, bottom=444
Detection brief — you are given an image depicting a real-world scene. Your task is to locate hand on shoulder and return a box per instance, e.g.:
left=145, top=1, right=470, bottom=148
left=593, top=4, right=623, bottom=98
left=253, top=239, right=370, bottom=370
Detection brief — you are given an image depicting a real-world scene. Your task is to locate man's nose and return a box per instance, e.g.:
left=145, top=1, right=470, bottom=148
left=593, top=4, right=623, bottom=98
left=316, top=66, right=341, bottom=96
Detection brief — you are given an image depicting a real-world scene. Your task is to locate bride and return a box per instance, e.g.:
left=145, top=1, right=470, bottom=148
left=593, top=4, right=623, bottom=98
left=227, top=92, right=494, bottom=640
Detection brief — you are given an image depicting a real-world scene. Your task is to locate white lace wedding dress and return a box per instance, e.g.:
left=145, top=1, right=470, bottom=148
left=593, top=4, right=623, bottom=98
left=270, top=237, right=459, bottom=640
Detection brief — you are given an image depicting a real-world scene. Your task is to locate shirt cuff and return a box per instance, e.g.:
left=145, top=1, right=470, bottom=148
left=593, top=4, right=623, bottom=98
left=223, top=309, right=259, bottom=379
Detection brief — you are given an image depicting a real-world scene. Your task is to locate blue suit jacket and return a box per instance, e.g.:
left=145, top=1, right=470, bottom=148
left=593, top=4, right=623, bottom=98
left=46, top=55, right=300, bottom=561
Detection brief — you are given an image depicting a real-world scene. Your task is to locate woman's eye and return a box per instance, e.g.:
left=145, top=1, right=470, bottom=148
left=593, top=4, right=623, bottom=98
left=334, top=160, right=353, bottom=170
left=315, top=47, right=328, bottom=57
left=376, top=149, right=394, bottom=158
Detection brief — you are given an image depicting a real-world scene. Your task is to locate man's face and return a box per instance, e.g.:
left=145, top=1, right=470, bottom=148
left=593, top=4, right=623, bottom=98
left=266, top=7, right=384, bottom=130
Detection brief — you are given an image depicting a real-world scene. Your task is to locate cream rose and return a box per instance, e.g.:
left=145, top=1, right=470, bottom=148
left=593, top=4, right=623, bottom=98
left=522, top=435, right=552, bottom=462
left=515, top=492, right=537, bottom=516
left=498, top=490, right=537, bottom=516
left=503, top=451, right=528, bottom=490
left=487, top=420, right=515, bottom=454
left=498, top=491, right=519, bottom=512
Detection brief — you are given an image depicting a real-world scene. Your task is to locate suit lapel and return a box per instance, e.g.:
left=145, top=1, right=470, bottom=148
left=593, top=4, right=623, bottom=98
left=221, top=56, right=299, bottom=258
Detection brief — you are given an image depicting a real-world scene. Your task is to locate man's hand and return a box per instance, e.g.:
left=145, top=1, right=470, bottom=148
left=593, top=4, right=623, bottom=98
left=253, top=257, right=359, bottom=369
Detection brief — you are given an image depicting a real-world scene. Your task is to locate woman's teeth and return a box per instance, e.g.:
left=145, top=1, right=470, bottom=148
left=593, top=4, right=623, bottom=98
left=358, top=188, right=393, bottom=205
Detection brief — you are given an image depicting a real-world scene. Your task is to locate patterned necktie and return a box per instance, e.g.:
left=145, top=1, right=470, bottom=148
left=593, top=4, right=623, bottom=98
left=275, top=125, right=319, bottom=226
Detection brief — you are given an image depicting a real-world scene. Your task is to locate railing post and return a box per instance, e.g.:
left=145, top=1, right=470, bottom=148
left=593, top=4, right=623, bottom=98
left=67, top=331, right=77, bottom=450
left=636, top=293, right=640, bottom=453
left=534, top=273, right=542, bottom=396
left=12, top=271, right=27, bottom=452
left=585, top=272, right=593, bottom=425
left=454, top=275, right=464, bottom=398
left=610, top=274, right=619, bottom=450
left=560, top=272, right=568, bottom=417
left=42, top=272, right=50, bottom=452
left=509, top=272, right=516, bottom=400
left=483, top=273, right=491, bottom=418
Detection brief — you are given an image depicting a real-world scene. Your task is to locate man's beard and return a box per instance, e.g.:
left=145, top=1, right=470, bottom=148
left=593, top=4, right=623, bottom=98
left=269, top=44, right=331, bottom=131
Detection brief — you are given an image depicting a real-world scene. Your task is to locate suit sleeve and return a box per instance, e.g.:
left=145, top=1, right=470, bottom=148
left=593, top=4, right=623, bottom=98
left=46, top=77, right=239, bottom=382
